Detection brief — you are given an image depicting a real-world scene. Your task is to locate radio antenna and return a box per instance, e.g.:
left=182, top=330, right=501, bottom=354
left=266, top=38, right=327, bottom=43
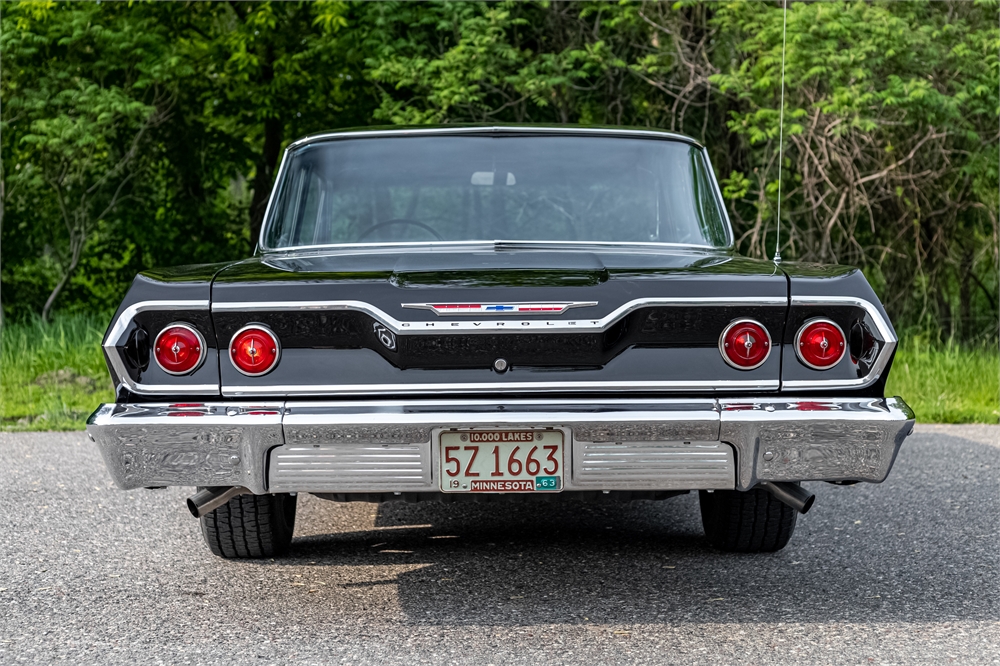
left=773, top=0, right=789, bottom=265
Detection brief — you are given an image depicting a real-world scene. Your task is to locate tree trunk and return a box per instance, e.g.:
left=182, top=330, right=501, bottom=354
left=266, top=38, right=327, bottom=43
left=41, top=271, right=71, bottom=323
left=41, top=230, right=84, bottom=323
left=248, top=116, right=282, bottom=251
left=248, top=38, right=282, bottom=252
left=958, top=244, right=973, bottom=343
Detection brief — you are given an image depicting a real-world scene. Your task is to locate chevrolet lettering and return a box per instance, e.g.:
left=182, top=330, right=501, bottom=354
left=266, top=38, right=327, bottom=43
left=87, top=126, right=914, bottom=558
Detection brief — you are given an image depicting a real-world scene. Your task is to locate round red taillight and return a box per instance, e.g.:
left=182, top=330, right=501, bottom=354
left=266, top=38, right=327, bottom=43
left=230, top=325, right=280, bottom=376
left=153, top=324, right=205, bottom=375
left=796, top=319, right=846, bottom=369
left=719, top=319, right=771, bottom=370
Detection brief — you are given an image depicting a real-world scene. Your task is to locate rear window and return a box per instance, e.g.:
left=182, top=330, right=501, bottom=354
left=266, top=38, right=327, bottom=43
left=263, top=134, right=732, bottom=250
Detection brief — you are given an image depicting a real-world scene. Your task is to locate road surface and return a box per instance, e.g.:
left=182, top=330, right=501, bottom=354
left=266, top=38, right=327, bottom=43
left=1, top=424, right=997, bottom=665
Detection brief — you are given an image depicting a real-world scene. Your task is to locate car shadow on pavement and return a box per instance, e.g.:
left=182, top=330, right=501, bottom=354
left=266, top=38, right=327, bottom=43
left=271, top=429, right=1000, bottom=627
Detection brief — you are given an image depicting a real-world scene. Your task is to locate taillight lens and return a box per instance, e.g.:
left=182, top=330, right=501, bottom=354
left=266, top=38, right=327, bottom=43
left=230, top=325, right=280, bottom=376
left=796, top=319, right=846, bottom=369
left=719, top=319, right=771, bottom=370
left=153, top=324, right=205, bottom=375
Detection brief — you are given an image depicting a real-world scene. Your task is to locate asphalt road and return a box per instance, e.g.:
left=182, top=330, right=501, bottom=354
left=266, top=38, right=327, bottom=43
left=1, top=424, right=998, bottom=665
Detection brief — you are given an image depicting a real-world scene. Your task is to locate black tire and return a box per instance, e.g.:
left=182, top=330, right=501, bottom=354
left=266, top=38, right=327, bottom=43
left=199, top=491, right=297, bottom=559
left=699, top=487, right=797, bottom=553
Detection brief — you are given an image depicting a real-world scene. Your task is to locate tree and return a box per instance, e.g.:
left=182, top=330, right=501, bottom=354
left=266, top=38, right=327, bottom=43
left=2, top=1, right=172, bottom=320
left=710, top=0, right=999, bottom=340
left=167, top=0, right=370, bottom=246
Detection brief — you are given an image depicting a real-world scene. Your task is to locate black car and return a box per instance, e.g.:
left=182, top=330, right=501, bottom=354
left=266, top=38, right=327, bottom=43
left=88, top=126, right=914, bottom=558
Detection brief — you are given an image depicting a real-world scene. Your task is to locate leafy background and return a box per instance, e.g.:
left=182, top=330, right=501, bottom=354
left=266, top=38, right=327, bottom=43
left=1, top=0, right=997, bottom=427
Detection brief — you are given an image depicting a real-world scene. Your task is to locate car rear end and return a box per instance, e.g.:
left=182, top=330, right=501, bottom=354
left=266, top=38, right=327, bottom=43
left=87, top=127, right=913, bottom=557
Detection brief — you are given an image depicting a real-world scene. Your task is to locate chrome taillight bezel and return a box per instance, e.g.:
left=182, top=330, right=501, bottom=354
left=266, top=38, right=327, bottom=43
left=229, top=324, right=281, bottom=377
left=718, top=318, right=772, bottom=371
left=795, top=318, right=847, bottom=370
left=152, top=323, right=207, bottom=376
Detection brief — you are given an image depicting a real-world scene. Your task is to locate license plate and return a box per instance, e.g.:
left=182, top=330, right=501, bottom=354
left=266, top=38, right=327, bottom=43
left=439, top=429, right=564, bottom=493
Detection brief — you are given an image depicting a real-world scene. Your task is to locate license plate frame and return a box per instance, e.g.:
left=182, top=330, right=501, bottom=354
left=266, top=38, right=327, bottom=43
left=437, top=428, right=565, bottom=493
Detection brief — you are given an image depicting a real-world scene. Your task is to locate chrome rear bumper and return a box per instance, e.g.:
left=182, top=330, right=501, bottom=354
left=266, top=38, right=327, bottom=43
left=87, top=396, right=914, bottom=494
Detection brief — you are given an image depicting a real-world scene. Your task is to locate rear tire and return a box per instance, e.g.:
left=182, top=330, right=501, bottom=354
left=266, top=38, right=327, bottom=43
left=699, top=487, right=797, bottom=553
left=199, top=491, right=297, bottom=558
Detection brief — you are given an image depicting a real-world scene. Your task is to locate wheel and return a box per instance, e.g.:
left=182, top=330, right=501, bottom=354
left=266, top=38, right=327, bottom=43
left=699, top=487, right=797, bottom=553
left=199, top=490, right=297, bottom=558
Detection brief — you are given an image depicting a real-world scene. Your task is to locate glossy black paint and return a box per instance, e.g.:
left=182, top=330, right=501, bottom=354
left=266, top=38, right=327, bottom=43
left=105, top=266, right=232, bottom=400
left=220, top=346, right=782, bottom=394
left=212, top=249, right=785, bottom=317
left=211, top=303, right=786, bottom=372
left=104, top=247, right=900, bottom=401
left=780, top=262, right=896, bottom=396
left=209, top=248, right=786, bottom=393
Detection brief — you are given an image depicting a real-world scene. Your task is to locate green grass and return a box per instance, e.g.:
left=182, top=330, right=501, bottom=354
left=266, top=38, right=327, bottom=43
left=1, top=314, right=997, bottom=429
left=886, top=338, right=999, bottom=424
left=1, top=314, right=114, bottom=431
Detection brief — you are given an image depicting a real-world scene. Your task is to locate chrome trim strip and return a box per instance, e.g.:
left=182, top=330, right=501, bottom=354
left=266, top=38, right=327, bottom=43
left=106, top=300, right=210, bottom=347
left=212, top=296, right=787, bottom=335
left=284, top=396, right=720, bottom=410
left=257, top=142, right=291, bottom=254
left=287, top=125, right=705, bottom=151
left=224, top=379, right=780, bottom=397
left=261, top=239, right=729, bottom=256
left=401, top=301, right=599, bottom=316
left=282, top=397, right=721, bottom=425
left=103, top=300, right=218, bottom=396
left=782, top=296, right=897, bottom=390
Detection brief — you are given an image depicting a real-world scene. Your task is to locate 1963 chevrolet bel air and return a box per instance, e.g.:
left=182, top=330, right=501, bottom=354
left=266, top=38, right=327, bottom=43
left=87, top=126, right=914, bottom=558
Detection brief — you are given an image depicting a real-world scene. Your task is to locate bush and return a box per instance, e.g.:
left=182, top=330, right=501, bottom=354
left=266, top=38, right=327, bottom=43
left=0, top=314, right=114, bottom=430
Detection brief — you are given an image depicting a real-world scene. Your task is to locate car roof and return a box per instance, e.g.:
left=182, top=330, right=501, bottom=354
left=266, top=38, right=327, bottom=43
left=286, top=124, right=704, bottom=151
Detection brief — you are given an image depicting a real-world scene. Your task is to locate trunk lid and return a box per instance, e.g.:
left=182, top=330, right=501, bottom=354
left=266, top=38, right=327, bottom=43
left=210, top=247, right=787, bottom=397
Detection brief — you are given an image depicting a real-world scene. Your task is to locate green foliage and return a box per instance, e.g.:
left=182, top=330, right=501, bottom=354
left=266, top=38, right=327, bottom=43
left=1, top=0, right=374, bottom=318
left=0, top=314, right=114, bottom=430
left=1, top=0, right=996, bottom=350
left=708, top=1, right=999, bottom=342
left=365, top=1, right=998, bottom=345
left=1, top=1, right=170, bottom=320
left=886, top=338, right=1000, bottom=424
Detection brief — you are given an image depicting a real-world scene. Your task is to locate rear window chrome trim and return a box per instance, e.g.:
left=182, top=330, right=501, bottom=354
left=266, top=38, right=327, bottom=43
left=211, top=296, right=788, bottom=336
left=287, top=126, right=706, bottom=151
left=261, top=239, right=729, bottom=256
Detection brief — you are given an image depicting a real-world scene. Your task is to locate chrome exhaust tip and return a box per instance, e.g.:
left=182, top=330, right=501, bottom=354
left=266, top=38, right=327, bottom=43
left=761, top=481, right=815, bottom=514
left=186, top=486, right=250, bottom=518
